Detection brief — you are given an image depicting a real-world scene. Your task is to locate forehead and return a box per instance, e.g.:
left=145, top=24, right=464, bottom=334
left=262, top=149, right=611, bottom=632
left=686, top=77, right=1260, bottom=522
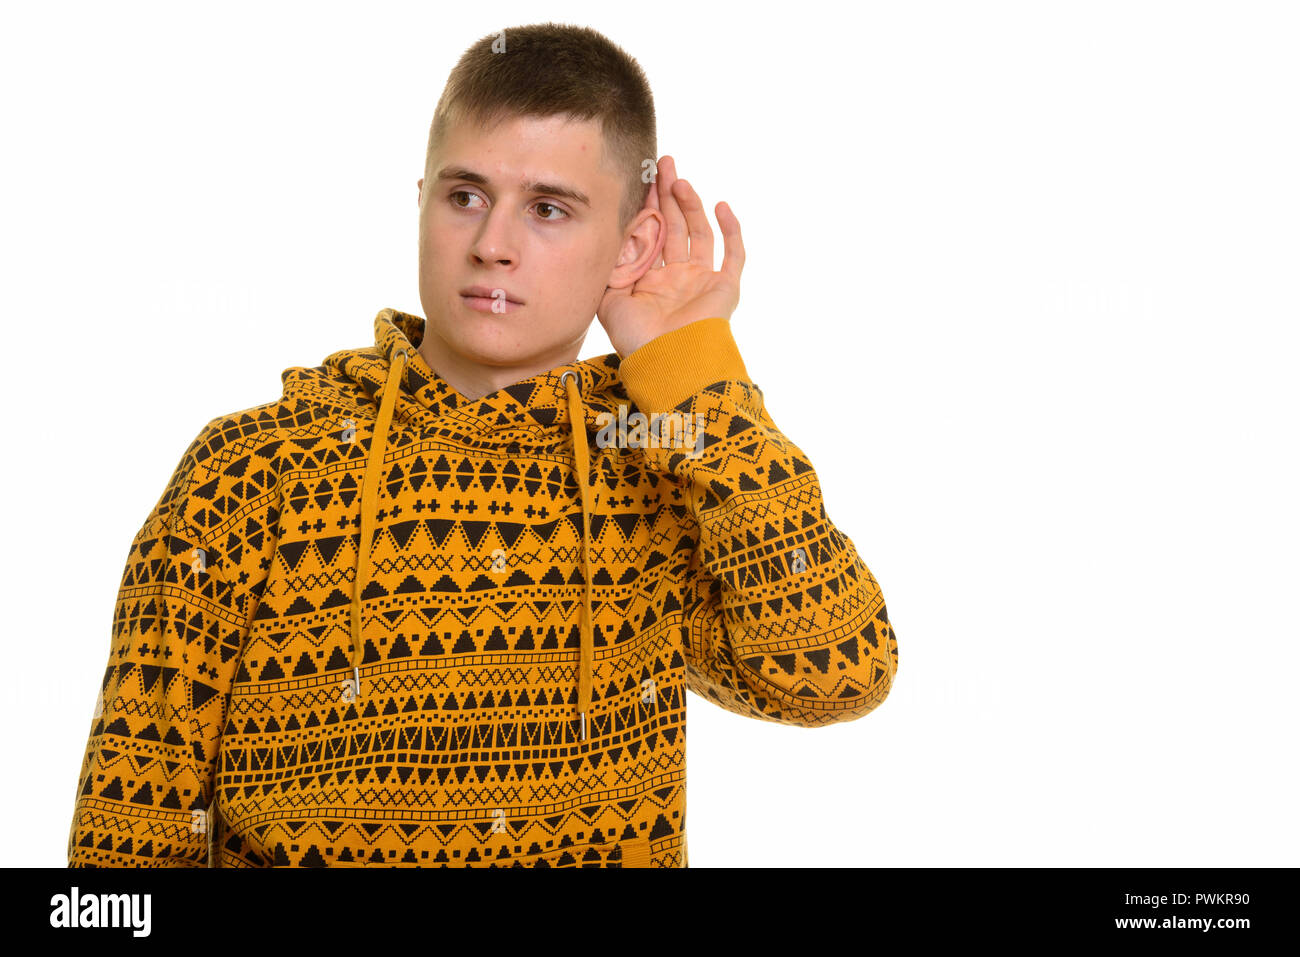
left=433, top=113, right=620, bottom=196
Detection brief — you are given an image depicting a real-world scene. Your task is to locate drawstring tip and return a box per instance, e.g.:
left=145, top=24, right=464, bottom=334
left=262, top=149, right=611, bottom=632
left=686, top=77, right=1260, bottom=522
left=579, top=711, right=587, bottom=741
left=353, top=666, right=361, bottom=698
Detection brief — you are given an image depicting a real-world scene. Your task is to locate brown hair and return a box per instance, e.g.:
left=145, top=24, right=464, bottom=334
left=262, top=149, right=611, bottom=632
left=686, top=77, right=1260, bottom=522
left=426, top=22, right=657, bottom=233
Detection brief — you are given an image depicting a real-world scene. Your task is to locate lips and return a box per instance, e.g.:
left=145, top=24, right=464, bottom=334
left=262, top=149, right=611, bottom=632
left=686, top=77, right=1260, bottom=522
left=460, top=285, right=524, bottom=305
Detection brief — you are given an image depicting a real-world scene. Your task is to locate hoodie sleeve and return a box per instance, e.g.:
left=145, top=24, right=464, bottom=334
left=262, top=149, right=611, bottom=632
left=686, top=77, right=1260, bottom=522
left=67, top=417, right=268, bottom=867
left=617, top=317, right=898, bottom=728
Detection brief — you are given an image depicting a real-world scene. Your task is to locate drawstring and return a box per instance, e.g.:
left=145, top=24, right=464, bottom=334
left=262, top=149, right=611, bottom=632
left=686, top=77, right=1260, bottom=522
left=560, top=370, right=593, bottom=742
left=349, top=346, right=408, bottom=699
left=348, top=347, right=594, bottom=747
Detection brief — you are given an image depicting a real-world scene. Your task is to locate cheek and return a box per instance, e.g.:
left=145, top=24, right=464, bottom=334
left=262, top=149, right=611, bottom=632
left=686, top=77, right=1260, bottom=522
left=423, top=232, right=463, bottom=276
left=556, top=234, right=618, bottom=282
left=421, top=209, right=462, bottom=250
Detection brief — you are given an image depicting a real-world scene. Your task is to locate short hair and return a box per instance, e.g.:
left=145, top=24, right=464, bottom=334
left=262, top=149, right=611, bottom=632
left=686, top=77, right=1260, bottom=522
left=426, top=22, right=657, bottom=233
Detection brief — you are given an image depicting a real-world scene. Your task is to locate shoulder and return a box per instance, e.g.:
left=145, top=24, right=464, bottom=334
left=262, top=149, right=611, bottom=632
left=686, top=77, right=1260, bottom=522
left=156, top=388, right=340, bottom=538
left=187, top=361, right=368, bottom=477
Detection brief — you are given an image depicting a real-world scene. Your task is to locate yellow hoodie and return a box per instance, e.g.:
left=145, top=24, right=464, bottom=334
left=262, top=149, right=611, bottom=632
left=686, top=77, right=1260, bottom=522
left=68, top=307, right=898, bottom=868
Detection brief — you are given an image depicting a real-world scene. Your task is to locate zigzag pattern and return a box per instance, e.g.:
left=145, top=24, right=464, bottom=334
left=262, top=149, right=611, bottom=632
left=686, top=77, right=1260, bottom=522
left=68, top=308, right=896, bottom=868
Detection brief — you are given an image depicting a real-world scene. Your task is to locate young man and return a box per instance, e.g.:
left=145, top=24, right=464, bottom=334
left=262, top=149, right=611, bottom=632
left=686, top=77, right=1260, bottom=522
left=68, top=22, right=897, bottom=869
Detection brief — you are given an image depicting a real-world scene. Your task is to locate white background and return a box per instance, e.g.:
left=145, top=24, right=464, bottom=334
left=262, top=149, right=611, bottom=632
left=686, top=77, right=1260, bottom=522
left=2, top=0, right=1296, bottom=867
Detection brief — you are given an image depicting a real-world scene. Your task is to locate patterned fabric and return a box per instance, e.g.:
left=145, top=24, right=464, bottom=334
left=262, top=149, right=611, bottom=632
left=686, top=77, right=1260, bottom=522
left=67, top=307, right=898, bottom=867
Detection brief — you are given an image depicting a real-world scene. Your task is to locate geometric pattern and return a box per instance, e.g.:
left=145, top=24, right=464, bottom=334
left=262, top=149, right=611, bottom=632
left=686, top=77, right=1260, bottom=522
left=67, top=307, right=897, bottom=867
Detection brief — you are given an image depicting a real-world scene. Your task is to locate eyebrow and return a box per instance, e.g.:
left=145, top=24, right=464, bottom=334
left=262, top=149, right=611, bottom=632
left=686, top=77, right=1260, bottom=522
left=435, top=165, right=591, bottom=209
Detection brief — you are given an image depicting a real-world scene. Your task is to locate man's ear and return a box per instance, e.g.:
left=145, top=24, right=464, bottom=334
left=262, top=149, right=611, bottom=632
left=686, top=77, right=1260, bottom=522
left=606, top=206, right=666, bottom=290
left=417, top=177, right=424, bottom=208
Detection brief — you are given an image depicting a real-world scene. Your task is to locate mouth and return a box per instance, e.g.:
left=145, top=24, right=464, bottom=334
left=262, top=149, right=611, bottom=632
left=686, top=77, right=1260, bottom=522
left=459, top=285, right=524, bottom=306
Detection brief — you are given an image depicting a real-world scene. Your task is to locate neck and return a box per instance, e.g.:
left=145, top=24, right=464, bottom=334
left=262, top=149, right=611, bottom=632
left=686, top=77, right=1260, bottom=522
left=418, top=327, right=585, bottom=402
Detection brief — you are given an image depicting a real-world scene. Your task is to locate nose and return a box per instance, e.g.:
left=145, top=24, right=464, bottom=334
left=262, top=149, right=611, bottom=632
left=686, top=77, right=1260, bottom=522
left=470, top=204, right=518, bottom=266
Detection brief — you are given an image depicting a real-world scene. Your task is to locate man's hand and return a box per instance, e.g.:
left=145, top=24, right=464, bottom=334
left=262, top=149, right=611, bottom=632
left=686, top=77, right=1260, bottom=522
left=597, top=155, right=745, bottom=357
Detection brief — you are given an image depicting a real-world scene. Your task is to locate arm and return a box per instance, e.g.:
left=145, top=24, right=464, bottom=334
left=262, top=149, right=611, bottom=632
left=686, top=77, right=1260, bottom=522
left=619, top=317, right=898, bottom=727
left=67, top=419, right=266, bottom=866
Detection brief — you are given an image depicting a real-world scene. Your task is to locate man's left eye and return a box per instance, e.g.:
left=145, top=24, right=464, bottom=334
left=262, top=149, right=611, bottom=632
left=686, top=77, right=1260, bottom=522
left=535, top=202, right=567, bottom=221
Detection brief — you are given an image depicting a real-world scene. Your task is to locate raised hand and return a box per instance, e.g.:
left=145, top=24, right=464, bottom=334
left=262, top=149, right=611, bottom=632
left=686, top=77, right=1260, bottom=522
left=598, top=155, right=745, bottom=356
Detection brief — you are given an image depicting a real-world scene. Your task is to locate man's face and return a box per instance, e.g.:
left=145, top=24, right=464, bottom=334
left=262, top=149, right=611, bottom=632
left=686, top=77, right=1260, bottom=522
left=417, top=113, right=634, bottom=375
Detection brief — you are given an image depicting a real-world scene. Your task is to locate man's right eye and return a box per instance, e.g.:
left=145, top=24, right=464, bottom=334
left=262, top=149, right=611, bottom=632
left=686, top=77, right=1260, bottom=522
left=450, top=190, right=485, bottom=209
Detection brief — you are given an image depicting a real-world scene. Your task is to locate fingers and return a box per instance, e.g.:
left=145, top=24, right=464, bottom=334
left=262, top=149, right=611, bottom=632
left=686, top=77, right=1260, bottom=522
left=716, top=201, right=745, bottom=283
left=644, top=166, right=665, bottom=267
left=654, top=155, right=743, bottom=282
left=672, top=177, right=714, bottom=271
left=658, top=156, right=690, bottom=264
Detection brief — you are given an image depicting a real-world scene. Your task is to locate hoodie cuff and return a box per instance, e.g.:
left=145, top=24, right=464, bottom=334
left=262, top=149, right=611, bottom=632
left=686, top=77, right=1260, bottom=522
left=618, top=317, right=752, bottom=413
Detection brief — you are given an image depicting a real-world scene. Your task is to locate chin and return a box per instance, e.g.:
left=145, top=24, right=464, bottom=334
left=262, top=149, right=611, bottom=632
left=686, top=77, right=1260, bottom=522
left=434, top=317, right=531, bottom=363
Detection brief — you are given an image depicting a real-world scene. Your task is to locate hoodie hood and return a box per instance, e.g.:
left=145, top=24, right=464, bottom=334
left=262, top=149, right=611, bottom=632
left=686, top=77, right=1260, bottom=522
left=284, top=307, right=630, bottom=741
